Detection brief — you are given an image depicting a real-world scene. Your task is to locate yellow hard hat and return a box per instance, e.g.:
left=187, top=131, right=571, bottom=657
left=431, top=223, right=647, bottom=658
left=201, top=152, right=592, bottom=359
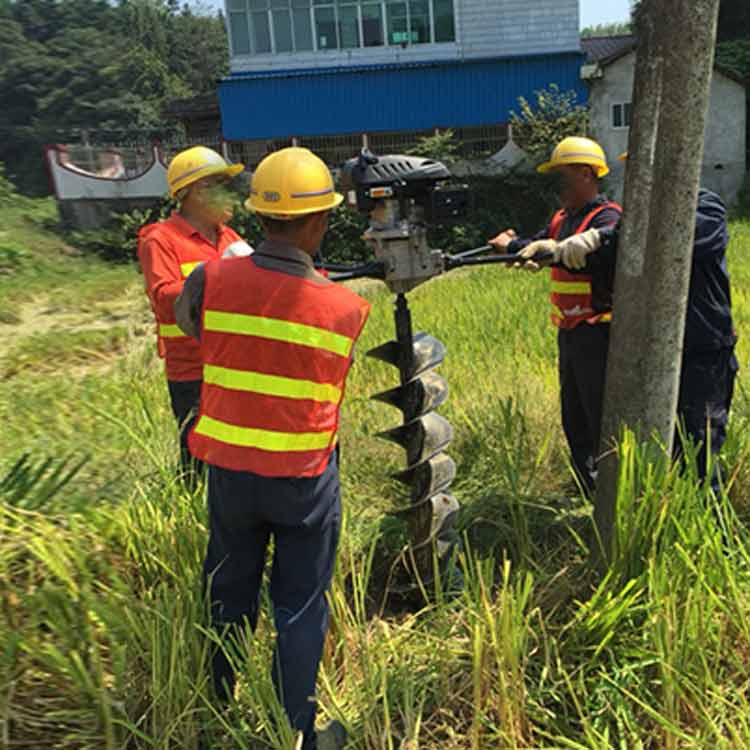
left=619, top=151, right=629, bottom=161
left=167, top=146, right=244, bottom=198
left=246, top=147, right=343, bottom=219
left=537, top=136, right=610, bottom=178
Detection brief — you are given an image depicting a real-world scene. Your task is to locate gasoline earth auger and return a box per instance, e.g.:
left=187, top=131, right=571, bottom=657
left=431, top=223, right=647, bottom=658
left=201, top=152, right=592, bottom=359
left=323, top=150, right=549, bottom=591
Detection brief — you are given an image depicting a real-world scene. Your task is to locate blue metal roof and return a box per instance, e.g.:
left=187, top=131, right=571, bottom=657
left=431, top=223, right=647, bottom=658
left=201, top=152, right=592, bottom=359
left=219, top=52, right=587, bottom=140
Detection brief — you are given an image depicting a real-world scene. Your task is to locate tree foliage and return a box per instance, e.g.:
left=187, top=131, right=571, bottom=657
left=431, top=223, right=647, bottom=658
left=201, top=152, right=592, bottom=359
left=715, top=39, right=750, bottom=80
left=581, top=22, right=632, bottom=38
left=407, top=129, right=460, bottom=164
left=509, top=85, right=590, bottom=165
left=632, top=0, right=749, bottom=43
left=717, top=0, right=750, bottom=43
left=0, top=0, right=229, bottom=194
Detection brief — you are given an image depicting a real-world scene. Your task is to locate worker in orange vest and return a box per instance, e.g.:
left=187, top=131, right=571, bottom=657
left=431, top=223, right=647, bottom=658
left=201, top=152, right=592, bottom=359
left=137, top=146, right=252, bottom=485
left=489, top=137, right=622, bottom=494
left=523, top=153, right=738, bottom=494
left=174, top=147, right=370, bottom=749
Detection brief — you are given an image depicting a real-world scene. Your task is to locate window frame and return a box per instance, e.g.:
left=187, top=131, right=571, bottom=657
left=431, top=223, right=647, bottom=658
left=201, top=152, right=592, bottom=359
left=227, top=0, right=455, bottom=55
left=611, top=101, right=632, bottom=130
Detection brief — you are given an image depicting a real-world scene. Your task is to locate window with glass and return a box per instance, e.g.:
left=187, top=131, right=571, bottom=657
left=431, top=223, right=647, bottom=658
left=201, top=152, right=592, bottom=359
left=361, top=3, right=384, bottom=45
left=227, top=0, right=454, bottom=54
left=228, top=0, right=251, bottom=53
left=338, top=4, right=360, bottom=48
left=612, top=102, right=632, bottom=129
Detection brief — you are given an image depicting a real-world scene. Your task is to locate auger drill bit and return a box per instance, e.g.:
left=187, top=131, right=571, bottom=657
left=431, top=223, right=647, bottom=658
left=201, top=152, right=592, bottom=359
left=368, top=293, right=459, bottom=582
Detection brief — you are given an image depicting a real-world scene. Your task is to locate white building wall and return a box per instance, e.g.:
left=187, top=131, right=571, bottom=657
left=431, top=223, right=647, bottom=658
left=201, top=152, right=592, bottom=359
left=587, top=51, right=747, bottom=205
left=229, top=0, right=580, bottom=73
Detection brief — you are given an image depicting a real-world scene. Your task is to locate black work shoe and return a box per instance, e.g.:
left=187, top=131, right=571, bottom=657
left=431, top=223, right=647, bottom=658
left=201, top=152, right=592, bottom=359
left=316, top=719, right=348, bottom=750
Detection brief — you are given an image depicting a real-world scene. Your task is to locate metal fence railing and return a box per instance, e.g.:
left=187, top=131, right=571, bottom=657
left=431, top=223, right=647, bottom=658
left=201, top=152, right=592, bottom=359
left=56, top=123, right=511, bottom=180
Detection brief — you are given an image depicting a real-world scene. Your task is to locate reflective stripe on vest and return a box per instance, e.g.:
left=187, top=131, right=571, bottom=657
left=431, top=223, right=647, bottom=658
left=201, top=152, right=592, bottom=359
left=550, top=279, right=592, bottom=295
left=139, top=219, right=237, bottom=366
left=203, top=310, right=355, bottom=357
left=548, top=202, right=622, bottom=329
left=193, top=414, right=334, bottom=452
left=189, top=257, right=370, bottom=477
left=203, top=363, right=342, bottom=403
left=180, top=261, right=201, bottom=277
left=159, top=323, right=187, bottom=338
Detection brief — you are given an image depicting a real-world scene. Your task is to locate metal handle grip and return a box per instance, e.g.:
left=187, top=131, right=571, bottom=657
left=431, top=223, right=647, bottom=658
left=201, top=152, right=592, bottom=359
left=444, top=250, right=554, bottom=270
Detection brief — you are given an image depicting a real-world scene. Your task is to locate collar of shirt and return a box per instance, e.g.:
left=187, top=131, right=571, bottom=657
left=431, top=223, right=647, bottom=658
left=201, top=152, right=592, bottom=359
left=168, top=211, right=231, bottom=245
left=255, top=239, right=315, bottom=269
left=564, top=194, right=610, bottom=220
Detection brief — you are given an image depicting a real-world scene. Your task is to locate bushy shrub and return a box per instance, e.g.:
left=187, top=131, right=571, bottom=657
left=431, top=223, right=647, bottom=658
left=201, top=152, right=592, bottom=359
left=426, top=171, right=561, bottom=254
left=510, top=84, right=590, bottom=165
left=66, top=198, right=176, bottom=263
left=715, top=39, right=750, bottom=80
left=407, top=129, right=461, bottom=164
left=66, top=172, right=560, bottom=266
left=0, top=163, right=18, bottom=202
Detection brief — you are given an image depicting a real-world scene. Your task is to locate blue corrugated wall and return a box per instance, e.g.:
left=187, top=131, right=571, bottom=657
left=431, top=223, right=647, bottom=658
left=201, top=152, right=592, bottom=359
left=219, top=52, right=587, bottom=140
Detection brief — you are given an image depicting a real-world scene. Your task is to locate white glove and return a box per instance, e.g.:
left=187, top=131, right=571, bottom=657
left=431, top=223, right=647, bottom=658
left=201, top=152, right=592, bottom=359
left=222, top=240, right=254, bottom=258
left=557, top=228, right=602, bottom=270
left=514, top=239, right=560, bottom=272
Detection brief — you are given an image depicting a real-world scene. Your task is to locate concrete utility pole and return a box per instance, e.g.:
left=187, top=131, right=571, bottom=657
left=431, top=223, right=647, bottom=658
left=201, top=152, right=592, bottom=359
left=593, top=0, right=721, bottom=563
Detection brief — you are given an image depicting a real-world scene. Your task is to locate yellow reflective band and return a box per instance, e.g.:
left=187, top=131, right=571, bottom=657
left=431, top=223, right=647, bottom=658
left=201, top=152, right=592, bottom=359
left=160, top=323, right=187, bottom=338
left=600, top=312, right=613, bottom=322
left=551, top=280, right=592, bottom=295
left=181, top=261, right=201, bottom=277
left=204, top=364, right=341, bottom=403
left=204, top=310, right=353, bottom=357
left=194, top=415, right=334, bottom=452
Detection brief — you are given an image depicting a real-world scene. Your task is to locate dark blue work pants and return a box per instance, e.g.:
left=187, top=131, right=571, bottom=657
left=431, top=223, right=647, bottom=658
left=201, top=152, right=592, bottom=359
left=203, top=453, right=341, bottom=749
left=558, top=325, right=738, bottom=495
left=676, top=347, right=739, bottom=492
left=167, top=379, right=204, bottom=488
left=558, top=323, right=610, bottom=493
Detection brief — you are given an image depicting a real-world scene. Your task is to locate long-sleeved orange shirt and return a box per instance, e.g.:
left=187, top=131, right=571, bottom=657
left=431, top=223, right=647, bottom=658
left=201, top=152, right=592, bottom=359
left=137, top=212, right=242, bottom=381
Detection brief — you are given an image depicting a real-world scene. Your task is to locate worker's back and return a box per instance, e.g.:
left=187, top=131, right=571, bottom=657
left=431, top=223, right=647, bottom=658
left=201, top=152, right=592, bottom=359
left=189, top=254, right=370, bottom=477
left=685, top=189, right=735, bottom=355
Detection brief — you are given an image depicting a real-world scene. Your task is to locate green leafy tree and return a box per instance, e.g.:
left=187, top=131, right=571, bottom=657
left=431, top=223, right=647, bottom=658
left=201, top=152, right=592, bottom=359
left=168, top=7, right=229, bottom=93
left=121, top=0, right=171, bottom=58
left=715, top=39, right=750, bottom=79
left=0, top=0, right=228, bottom=194
left=581, top=22, right=632, bottom=38
left=0, top=18, right=52, bottom=189
left=717, top=0, right=750, bottom=43
left=408, top=129, right=460, bottom=164
left=510, top=84, right=590, bottom=164
left=633, top=0, right=749, bottom=43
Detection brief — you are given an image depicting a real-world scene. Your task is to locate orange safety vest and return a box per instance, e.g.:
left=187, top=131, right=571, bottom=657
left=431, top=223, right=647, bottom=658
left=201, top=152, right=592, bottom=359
left=188, top=257, right=371, bottom=477
left=548, top=202, right=622, bottom=329
left=137, top=216, right=243, bottom=381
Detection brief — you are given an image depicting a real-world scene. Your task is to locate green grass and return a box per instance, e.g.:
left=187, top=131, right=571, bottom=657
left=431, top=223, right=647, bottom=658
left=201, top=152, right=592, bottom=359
left=2, top=194, right=750, bottom=749
left=0, top=197, right=138, bottom=322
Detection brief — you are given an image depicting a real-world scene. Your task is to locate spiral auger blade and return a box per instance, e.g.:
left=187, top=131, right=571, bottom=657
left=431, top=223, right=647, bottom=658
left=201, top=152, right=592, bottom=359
left=367, top=293, right=460, bottom=582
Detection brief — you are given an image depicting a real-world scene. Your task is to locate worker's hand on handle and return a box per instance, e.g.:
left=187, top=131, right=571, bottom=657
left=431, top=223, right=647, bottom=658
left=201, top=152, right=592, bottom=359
left=488, top=228, right=518, bottom=251
left=556, top=228, right=602, bottom=270
left=514, top=239, right=559, bottom=272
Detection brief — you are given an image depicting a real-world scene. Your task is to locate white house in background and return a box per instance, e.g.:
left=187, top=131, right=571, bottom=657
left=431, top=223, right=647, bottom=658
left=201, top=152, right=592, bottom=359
left=581, top=35, right=747, bottom=205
